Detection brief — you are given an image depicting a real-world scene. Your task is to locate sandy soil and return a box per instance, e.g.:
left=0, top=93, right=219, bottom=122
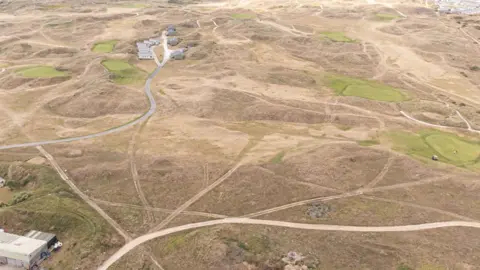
left=1, top=0, right=480, bottom=269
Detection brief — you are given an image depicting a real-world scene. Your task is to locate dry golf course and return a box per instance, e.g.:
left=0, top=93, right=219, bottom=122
left=0, top=0, right=480, bottom=269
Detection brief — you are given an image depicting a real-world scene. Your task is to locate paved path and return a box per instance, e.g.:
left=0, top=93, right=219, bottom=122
left=0, top=32, right=171, bottom=151
left=98, top=218, right=480, bottom=270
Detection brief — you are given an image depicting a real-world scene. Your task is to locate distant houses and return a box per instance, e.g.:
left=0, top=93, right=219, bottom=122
left=137, top=42, right=153, bottom=60
left=136, top=38, right=159, bottom=60
left=136, top=25, right=186, bottom=61
left=170, top=50, right=185, bottom=60
left=168, top=37, right=179, bottom=46
left=166, top=28, right=176, bottom=36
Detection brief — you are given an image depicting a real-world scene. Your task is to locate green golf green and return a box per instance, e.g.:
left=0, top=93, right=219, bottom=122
left=101, top=60, right=146, bottom=85
left=388, top=130, right=480, bottom=167
left=92, top=40, right=117, bottom=53
left=16, top=66, right=69, bottom=78
left=425, top=134, right=480, bottom=163
left=326, top=74, right=408, bottom=102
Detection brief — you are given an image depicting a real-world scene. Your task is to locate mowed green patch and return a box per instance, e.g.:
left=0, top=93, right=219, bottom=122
left=231, top=13, right=256, bottom=20
left=387, top=130, right=480, bottom=167
left=326, top=74, right=408, bottom=102
left=16, top=66, right=69, bottom=78
left=374, top=13, right=399, bottom=21
left=92, top=40, right=117, bottom=53
left=320, top=31, right=356, bottom=42
left=101, top=59, right=147, bottom=85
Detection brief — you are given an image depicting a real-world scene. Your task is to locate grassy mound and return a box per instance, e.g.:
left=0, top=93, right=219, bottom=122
left=101, top=59, right=147, bottom=85
left=0, top=163, right=122, bottom=269
left=326, top=74, right=408, bottom=102
left=374, top=13, right=399, bottom=21
left=387, top=130, right=480, bottom=167
left=320, top=31, right=356, bottom=42
left=16, top=66, right=69, bottom=78
left=92, top=40, right=117, bottom=53
left=231, top=13, right=256, bottom=20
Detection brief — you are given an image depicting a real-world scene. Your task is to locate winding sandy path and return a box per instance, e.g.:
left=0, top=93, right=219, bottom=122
left=0, top=32, right=171, bottom=151
left=98, top=218, right=480, bottom=270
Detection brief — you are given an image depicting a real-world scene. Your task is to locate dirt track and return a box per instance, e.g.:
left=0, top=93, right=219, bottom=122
left=98, top=218, right=480, bottom=270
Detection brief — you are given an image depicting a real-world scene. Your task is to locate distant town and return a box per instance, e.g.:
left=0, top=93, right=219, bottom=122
left=435, top=0, right=480, bottom=14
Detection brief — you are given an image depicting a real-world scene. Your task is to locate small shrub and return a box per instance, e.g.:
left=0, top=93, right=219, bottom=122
left=459, top=102, right=466, bottom=107
left=8, top=192, right=31, bottom=205
left=460, top=71, right=468, bottom=77
left=470, top=66, right=480, bottom=71
left=397, top=264, right=413, bottom=270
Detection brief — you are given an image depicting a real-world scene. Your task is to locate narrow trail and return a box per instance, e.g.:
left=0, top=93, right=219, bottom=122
left=400, top=111, right=480, bottom=134
left=363, top=196, right=479, bottom=222
left=128, top=122, right=154, bottom=224
left=456, top=110, right=473, bottom=130
left=149, top=162, right=243, bottom=232
left=363, top=155, right=396, bottom=189
left=37, top=146, right=131, bottom=241
left=93, top=199, right=229, bottom=219
left=242, top=92, right=385, bottom=129
left=98, top=218, right=480, bottom=270
left=296, top=179, right=476, bottom=222
left=244, top=175, right=452, bottom=218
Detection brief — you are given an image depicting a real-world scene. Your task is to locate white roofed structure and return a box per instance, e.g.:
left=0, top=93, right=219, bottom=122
left=0, top=232, right=47, bottom=268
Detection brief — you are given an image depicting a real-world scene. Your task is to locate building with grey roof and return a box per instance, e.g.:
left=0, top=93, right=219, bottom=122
left=435, top=0, right=480, bottom=14
left=170, top=50, right=185, bottom=60
left=0, top=232, right=48, bottom=269
left=24, top=231, right=57, bottom=249
left=137, top=40, right=154, bottom=60
left=167, top=37, right=179, bottom=46
left=166, top=28, right=176, bottom=36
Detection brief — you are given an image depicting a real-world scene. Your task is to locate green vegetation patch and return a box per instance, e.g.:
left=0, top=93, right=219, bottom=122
left=357, top=139, right=380, bottom=146
left=387, top=130, right=480, bottom=167
left=374, top=13, right=399, bottom=20
left=92, top=40, right=117, bottom=53
left=120, top=3, right=149, bottom=8
left=16, top=66, right=69, bottom=78
left=101, top=59, right=147, bottom=85
left=326, top=74, right=408, bottom=102
left=231, top=13, right=256, bottom=20
left=320, top=31, right=356, bottom=43
left=270, top=151, right=285, bottom=164
left=0, top=163, right=121, bottom=269
left=41, top=4, right=69, bottom=10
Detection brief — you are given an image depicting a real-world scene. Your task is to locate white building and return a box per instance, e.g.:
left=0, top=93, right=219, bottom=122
left=0, top=232, right=47, bottom=269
